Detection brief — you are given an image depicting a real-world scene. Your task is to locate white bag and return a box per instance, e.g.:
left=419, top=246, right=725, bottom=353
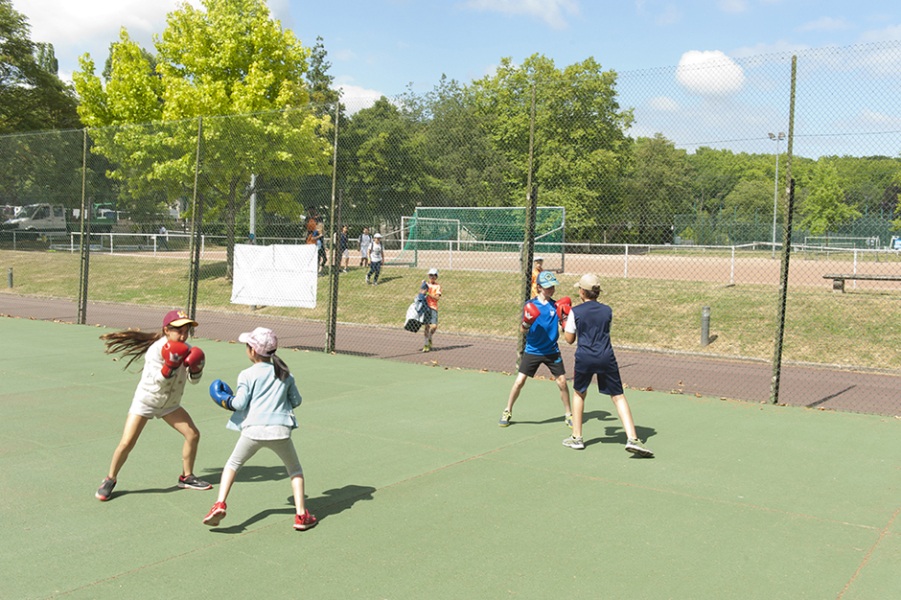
left=403, top=302, right=422, bottom=332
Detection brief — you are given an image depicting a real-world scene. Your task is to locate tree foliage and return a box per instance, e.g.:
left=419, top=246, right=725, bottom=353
left=469, top=55, right=633, bottom=231
left=0, top=0, right=79, bottom=133
left=73, top=0, right=332, bottom=277
left=622, top=133, right=693, bottom=241
left=800, top=159, right=861, bottom=235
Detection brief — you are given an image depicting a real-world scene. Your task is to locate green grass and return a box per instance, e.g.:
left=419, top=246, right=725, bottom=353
left=2, top=248, right=901, bottom=369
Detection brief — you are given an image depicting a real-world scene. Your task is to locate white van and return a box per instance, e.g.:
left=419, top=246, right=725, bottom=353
left=2, top=203, right=67, bottom=233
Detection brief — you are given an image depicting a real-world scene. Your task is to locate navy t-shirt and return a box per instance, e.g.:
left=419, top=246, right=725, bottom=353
left=570, top=301, right=618, bottom=373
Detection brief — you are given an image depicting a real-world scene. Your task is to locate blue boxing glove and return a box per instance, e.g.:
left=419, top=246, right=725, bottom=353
left=209, top=379, right=235, bottom=411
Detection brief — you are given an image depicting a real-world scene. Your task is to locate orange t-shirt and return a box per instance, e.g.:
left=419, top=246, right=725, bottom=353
left=305, top=217, right=317, bottom=243
left=530, top=268, right=542, bottom=298
left=424, top=282, right=441, bottom=310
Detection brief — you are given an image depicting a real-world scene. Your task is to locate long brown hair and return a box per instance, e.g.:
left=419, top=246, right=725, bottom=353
left=100, top=329, right=165, bottom=370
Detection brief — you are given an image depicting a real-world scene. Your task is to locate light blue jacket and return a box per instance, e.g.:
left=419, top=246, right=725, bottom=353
left=227, top=362, right=302, bottom=432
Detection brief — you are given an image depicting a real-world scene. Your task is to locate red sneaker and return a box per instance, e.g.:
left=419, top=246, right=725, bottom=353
left=203, top=501, right=227, bottom=526
left=294, top=509, right=317, bottom=530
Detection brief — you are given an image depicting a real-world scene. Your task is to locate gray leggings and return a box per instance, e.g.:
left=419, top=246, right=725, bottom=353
left=225, top=435, right=304, bottom=478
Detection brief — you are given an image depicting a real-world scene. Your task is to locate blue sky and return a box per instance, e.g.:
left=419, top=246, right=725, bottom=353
left=16, top=0, right=901, bottom=157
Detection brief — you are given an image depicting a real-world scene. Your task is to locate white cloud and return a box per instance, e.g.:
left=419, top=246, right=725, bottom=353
left=675, top=50, right=745, bottom=98
left=647, top=96, right=679, bottom=112
left=655, top=4, right=682, bottom=26
left=16, top=0, right=201, bottom=46
left=334, top=49, right=358, bottom=62
left=718, top=0, right=747, bottom=14
left=859, top=23, right=901, bottom=43
left=337, top=84, right=387, bottom=114
left=459, top=0, right=580, bottom=30
left=849, top=110, right=901, bottom=129
left=797, top=17, right=854, bottom=32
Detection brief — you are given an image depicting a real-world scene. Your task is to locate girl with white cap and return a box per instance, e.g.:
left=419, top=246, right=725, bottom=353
left=205, top=327, right=317, bottom=530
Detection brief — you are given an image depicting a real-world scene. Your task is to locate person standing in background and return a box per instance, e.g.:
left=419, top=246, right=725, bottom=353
left=358, top=227, right=372, bottom=268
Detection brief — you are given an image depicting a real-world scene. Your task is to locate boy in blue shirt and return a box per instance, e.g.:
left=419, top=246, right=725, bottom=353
left=498, top=270, right=573, bottom=428
left=561, top=274, right=653, bottom=456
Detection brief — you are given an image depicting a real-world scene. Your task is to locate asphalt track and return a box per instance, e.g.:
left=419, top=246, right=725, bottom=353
left=2, top=294, right=899, bottom=416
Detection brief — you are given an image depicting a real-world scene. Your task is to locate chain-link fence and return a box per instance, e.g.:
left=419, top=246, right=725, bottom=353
left=2, top=42, right=901, bottom=415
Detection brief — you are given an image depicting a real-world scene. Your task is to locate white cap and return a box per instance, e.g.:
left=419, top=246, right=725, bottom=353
left=427, top=268, right=438, bottom=275
left=374, top=233, right=383, bottom=238
left=534, top=256, right=544, bottom=262
left=238, top=327, right=278, bottom=357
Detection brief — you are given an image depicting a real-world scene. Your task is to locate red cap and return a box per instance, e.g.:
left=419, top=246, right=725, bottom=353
left=163, top=310, right=198, bottom=328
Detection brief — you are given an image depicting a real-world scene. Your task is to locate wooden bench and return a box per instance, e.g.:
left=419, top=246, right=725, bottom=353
left=823, top=273, right=901, bottom=292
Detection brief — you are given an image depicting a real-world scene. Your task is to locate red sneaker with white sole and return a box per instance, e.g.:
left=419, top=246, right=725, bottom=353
left=294, top=509, right=317, bottom=530
left=203, top=501, right=227, bottom=526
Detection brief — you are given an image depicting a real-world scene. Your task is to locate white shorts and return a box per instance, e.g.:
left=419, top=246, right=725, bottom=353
left=128, top=397, right=182, bottom=419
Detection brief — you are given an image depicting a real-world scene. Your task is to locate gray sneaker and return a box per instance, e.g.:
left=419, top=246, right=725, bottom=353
left=498, top=410, right=512, bottom=427
left=95, top=477, right=117, bottom=501
left=625, top=438, right=654, bottom=458
left=563, top=436, right=584, bottom=450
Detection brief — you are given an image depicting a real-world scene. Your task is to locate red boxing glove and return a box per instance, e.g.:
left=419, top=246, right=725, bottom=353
left=184, top=346, right=205, bottom=377
left=556, top=297, right=572, bottom=324
left=161, top=340, right=190, bottom=379
left=522, top=302, right=541, bottom=328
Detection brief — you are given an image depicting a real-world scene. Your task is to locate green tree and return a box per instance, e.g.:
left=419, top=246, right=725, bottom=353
left=621, top=134, right=694, bottom=242
left=470, top=54, right=633, bottom=234
left=306, top=36, right=340, bottom=117
left=800, top=158, right=861, bottom=236
left=73, top=0, right=332, bottom=277
left=0, top=0, right=79, bottom=133
left=722, top=179, right=778, bottom=220
left=338, top=97, right=425, bottom=227
left=399, top=75, right=508, bottom=209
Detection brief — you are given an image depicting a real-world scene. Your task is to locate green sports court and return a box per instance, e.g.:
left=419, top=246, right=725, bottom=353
left=2, top=316, right=900, bottom=600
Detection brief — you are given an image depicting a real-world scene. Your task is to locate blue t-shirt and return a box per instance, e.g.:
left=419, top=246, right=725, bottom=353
left=523, top=297, right=560, bottom=356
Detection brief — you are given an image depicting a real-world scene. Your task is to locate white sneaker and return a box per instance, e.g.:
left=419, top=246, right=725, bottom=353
left=563, top=436, right=584, bottom=450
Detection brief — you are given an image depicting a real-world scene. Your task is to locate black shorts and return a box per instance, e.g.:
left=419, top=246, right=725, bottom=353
left=519, top=352, right=566, bottom=378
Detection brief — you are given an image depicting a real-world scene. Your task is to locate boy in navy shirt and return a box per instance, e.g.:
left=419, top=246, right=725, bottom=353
left=561, top=274, right=653, bottom=456
left=498, top=270, right=573, bottom=428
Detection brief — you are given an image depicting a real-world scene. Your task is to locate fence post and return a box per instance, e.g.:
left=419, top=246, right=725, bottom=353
left=77, top=129, right=90, bottom=325
left=517, top=83, right=538, bottom=362
left=770, top=55, right=797, bottom=405
left=325, top=101, right=342, bottom=354
left=187, top=117, right=204, bottom=324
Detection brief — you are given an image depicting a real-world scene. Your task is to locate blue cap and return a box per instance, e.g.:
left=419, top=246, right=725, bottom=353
left=537, top=270, right=559, bottom=288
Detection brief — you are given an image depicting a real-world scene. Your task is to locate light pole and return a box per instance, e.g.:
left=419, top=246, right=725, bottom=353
left=768, top=132, right=785, bottom=259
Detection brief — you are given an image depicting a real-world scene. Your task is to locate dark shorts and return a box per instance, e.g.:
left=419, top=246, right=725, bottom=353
left=519, top=352, right=566, bottom=378
left=572, top=369, right=624, bottom=396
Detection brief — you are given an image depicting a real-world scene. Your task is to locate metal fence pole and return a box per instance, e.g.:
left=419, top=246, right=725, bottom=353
left=770, top=55, right=797, bottom=405
left=517, top=83, right=538, bottom=362
left=187, top=117, right=204, bottom=326
left=326, top=103, right=341, bottom=354
left=77, top=129, right=90, bottom=325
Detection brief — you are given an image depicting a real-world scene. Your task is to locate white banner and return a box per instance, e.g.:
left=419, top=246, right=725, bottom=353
left=231, top=244, right=317, bottom=308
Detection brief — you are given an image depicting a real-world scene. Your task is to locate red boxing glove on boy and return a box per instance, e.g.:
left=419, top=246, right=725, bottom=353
left=556, top=297, right=572, bottom=326
left=522, top=303, right=541, bottom=328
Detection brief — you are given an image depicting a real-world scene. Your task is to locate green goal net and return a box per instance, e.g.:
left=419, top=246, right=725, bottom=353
left=388, top=206, right=565, bottom=271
